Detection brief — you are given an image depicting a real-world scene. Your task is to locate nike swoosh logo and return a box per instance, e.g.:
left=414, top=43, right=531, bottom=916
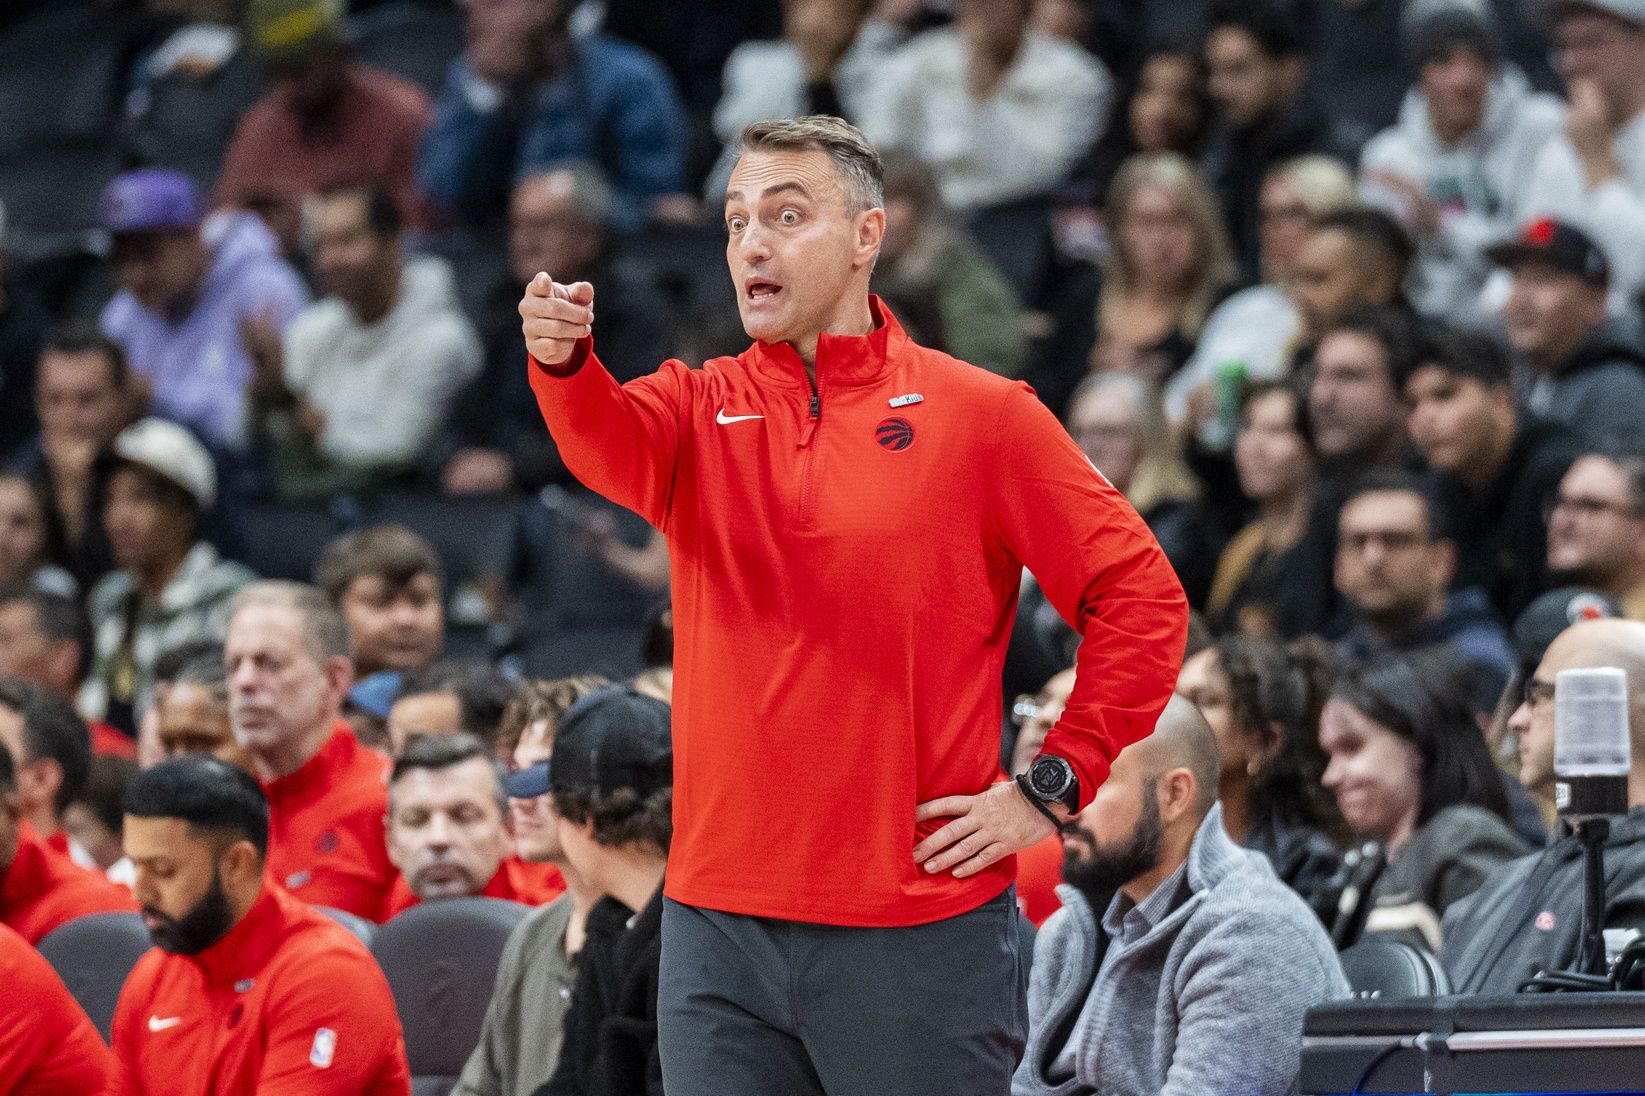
left=716, top=409, right=764, bottom=425
left=148, top=1016, right=183, bottom=1032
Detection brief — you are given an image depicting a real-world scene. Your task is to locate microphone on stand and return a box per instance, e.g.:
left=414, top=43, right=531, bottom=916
left=1554, top=667, right=1631, bottom=979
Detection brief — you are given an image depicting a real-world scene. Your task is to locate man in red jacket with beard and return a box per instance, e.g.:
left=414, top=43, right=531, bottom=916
left=519, top=115, right=1187, bottom=1095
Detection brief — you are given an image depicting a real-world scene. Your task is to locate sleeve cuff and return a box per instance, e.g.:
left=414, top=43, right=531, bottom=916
left=529, top=336, right=592, bottom=378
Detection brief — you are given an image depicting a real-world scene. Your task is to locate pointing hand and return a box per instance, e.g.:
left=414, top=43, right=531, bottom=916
left=519, top=273, right=596, bottom=367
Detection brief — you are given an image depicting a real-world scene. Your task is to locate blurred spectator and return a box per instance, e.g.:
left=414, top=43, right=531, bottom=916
left=856, top=0, right=1112, bottom=213
left=1400, top=327, right=1584, bottom=622
left=383, top=732, right=563, bottom=916
left=0, top=476, right=75, bottom=596
left=386, top=659, right=516, bottom=755
left=705, top=0, right=877, bottom=198
left=542, top=687, right=672, bottom=1096
left=0, top=921, right=116, bottom=1093
left=0, top=588, right=134, bottom=759
left=13, top=326, right=131, bottom=590
left=81, top=419, right=254, bottom=737
left=1167, top=155, right=1356, bottom=432
left=314, top=524, right=445, bottom=679
left=871, top=151, right=1024, bottom=377
left=154, top=654, right=248, bottom=771
left=256, top=186, right=481, bottom=500
left=62, top=753, right=135, bottom=875
left=215, top=0, right=432, bottom=256
left=1066, top=374, right=1219, bottom=607
left=0, top=712, right=135, bottom=944
left=225, top=581, right=397, bottom=920
left=1307, top=307, right=1418, bottom=485
left=99, top=169, right=309, bottom=456
left=1520, top=0, right=1645, bottom=305
left=1288, top=208, right=1415, bottom=357
left=1092, top=154, right=1234, bottom=387
left=446, top=165, right=673, bottom=495
left=456, top=675, right=606, bottom=1096
left=1208, top=381, right=1336, bottom=639
left=1360, top=9, right=1565, bottom=318
left=1320, top=654, right=1528, bottom=949
left=1176, top=637, right=1343, bottom=919
left=1334, top=474, right=1516, bottom=716
left=1199, top=0, right=1359, bottom=280
left=1492, top=218, right=1645, bottom=446
left=0, top=677, right=92, bottom=848
left=1447, top=618, right=1645, bottom=993
left=419, top=0, right=690, bottom=230
left=1071, top=44, right=1212, bottom=213
left=0, top=202, right=48, bottom=459
left=114, top=755, right=411, bottom=1093
left=1547, top=451, right=1645, bottom=617
left=1015, top=696, right=1346, bottom=1096
left=136, top=637, right=228, bottom=771
left=121, top=0, right=264, bottom=191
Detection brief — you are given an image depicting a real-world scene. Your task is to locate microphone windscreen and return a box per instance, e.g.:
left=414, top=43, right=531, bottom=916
left=1556, top=667, right=1631, bottom=778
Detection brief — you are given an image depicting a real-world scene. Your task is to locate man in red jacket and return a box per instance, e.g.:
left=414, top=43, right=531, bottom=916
left=519, top=115, right=1187, bottom=1094
left=0, top=921, right=115, bottom=1094
left=112, top=754, right=411, bottom=1095
left=225, top=582, right=398, bottom=920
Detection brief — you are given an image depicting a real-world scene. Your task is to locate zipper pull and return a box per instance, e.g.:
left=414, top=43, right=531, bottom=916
left=809, top=392, right=821, bottom=418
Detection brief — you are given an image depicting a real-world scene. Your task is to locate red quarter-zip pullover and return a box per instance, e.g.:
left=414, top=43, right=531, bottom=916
left=112, top=880, right=411, bottom=1096
left=262, top=723, right=397, bottom=921
left=1, top=820, right=136, bottom=943
left=0, top=921, right=114, bottom=1094
left=530, top=298, right=1186, bottom=926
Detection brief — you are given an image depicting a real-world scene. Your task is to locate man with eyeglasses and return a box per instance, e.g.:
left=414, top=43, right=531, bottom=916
left=1521, top=0, right=1645, bottom=303
left=1548, top=451, right=1645, bottom=618
left=1442, top=617, right=1645, bottom=993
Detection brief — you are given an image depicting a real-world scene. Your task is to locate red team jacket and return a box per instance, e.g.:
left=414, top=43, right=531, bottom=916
left=262, top=723, right=398, bottom=921
left=0, top=820, right=136, bottom=943
left=0, top=922, right=114, bottom=1094
left=112, top=881, right=411, bottom=1095
left=530, top=297, right=1186, bottom=926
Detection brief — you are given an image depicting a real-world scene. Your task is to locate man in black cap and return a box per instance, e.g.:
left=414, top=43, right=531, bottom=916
left=535, top=687, right=671, bottom=1096
left=1492, top=217, right=1645, bottom=446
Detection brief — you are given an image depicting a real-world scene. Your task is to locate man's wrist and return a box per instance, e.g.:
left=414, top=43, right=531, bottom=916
left=1014, top=773, right=1066, bottom=833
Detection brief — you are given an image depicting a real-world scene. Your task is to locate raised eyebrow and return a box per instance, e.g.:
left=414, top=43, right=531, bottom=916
left=724, top=181, right=813, bottom=207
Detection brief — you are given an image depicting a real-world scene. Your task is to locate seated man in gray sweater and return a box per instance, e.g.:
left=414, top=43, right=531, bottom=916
left=1013, top=696, right=1348, bottom=1096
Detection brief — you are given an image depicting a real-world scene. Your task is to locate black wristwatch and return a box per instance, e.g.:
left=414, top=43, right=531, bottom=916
left=1023, top=754, right=1080, bottom=815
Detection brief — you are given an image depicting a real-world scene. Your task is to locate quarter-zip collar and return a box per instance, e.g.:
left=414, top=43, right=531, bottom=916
left=188, top=879, right=292, bottom=990
left=747, top=295, right=906, bottom=391
left=260, top=721, right=361, bottom=807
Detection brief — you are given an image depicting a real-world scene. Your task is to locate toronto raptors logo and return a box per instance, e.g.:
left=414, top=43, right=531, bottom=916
left=875, top=417, right=915, bottom=452
left=314, top=829, right=340, bottom=854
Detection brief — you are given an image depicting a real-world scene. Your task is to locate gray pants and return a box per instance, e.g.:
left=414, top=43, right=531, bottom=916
left=657, top=888, right=1028, bottom=1096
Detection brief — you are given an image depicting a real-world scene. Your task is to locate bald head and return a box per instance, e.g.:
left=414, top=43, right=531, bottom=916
left=1513, top=618, right=1645, bottom=801
left=1130, top=695, right=1222, bottom=819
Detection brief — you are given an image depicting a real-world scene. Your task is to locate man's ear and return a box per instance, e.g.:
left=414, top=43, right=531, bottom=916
left=220, top=839, right=262, bottom=888
left=1157, top=767, right=1198, bottom=826
left=45, top=641, right=83, bottom=696
left=324, top=655, right=354, bottom=711
left=856, top=207, right=886, bottom=267
left=20, top=757, right=62, bottom=816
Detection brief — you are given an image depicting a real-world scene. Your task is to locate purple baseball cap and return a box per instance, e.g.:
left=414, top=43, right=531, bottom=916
left=99, top=169, right=204, bottom=235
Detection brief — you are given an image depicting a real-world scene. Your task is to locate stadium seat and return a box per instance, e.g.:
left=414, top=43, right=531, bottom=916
left=317, top=905, right=377, bottom=948
left=1338, top=937, right=1451, bottom=1000
left=235, top=499, right=358, bottom=581
left=346, top=0, right=465, bottom=98
left=36, top=911, right=154, bottom=1040
left=371, top=897, right=531, bottom=1093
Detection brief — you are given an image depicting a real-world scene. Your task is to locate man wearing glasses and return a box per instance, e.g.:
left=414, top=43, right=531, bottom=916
left=1547, top=451, right=1645, bottom=618
left=1443, top=617, right=1645, bottom=992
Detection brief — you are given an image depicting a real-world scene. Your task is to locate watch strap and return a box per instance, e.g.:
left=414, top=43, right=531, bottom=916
left=1015, top=773, right=1066, bottom=834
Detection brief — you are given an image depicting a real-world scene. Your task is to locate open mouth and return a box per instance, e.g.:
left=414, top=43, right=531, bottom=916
left=745, top=279, right=783, bottom=302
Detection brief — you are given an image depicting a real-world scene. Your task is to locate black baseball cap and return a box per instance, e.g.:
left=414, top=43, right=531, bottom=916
left=506, top=760, right=552, bottom=799
left=548, top=687, right=672, bottom=797
left=1513, top=586, right=1624, bottom=669
left=1486, top=218, right=1610, bottom=288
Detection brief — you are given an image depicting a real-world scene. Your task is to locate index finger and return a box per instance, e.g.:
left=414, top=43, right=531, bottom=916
left=914, top=795, right=974, bottom=822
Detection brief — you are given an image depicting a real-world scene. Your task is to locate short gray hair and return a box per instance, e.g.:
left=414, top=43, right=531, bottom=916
left=230, top=581, right=353, bottom=664
left=739, top=115, right=885, bottom=214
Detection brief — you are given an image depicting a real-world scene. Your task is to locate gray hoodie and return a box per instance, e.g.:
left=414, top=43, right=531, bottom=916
left=1013, top=805, right=1348, bottom=1096
left=1361, top=69, right=1564, bottom=317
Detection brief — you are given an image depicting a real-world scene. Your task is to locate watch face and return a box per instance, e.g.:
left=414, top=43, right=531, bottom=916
left=1031, top=758, right=1069, bottom=797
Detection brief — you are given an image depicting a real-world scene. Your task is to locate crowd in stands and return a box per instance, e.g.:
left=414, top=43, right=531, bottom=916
left=6, top=0, right=1645, bottom=1091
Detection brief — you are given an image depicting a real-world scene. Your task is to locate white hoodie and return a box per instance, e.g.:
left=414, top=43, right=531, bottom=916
left=1360, top=68, right=1564, bottom=318
left=284, top=254, right=482, bottom=468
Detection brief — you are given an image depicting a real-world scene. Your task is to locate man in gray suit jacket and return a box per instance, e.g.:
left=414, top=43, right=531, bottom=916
left=1014, top=696, right=1348, bottom=1096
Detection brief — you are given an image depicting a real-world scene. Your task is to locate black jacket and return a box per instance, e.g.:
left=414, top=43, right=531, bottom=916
left=1443, top=809, right=1645, bottom=995
left=1244, top=810, right=1343, bottom=925
left=1431, top=415, right=1583, bottom=625
left=540, top=885, right=665, bottom=1096
left=1530, top=320, right=1645, bottom=448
